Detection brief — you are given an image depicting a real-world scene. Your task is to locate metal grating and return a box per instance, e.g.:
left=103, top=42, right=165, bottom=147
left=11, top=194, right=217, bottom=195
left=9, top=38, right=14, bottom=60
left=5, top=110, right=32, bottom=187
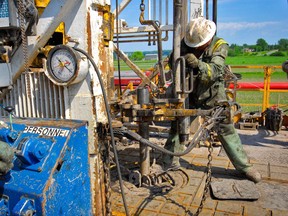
left=0, top=71, right=66, bottom=119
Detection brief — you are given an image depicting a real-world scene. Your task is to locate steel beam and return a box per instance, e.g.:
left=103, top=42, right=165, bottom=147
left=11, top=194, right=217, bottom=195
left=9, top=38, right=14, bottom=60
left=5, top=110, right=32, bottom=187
left=112, top=0, right=132, bottom=15
left=113, top=43, right=158, bottom=90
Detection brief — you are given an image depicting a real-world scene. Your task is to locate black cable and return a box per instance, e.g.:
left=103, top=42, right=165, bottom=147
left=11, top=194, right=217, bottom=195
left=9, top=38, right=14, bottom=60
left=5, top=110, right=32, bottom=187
left=124, top=125, right=204, bottom=156
left=73, top=47, right=129, bottom=216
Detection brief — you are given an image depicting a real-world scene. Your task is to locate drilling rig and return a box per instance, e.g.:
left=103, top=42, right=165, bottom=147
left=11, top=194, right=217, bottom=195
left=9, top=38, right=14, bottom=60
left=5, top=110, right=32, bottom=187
left=1, top=1, right=282, bottom=216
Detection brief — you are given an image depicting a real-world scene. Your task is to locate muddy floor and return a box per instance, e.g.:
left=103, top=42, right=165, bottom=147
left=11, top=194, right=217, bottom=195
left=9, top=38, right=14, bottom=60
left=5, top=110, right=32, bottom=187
left=111, top=126, right=288, bottom=215
left=237, top=126, right=288, bottom=165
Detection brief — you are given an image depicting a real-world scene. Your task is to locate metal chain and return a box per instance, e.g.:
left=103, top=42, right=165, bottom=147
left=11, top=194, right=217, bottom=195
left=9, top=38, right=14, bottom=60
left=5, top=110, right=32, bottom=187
left=140, top=0, right=145, bottom=11
left=139, top=0, right=145, bottom=20
left=104, top=142, right=112, bottom=216
left=17, top=0, right=31, bottom=97
left=194, top=132, right=214, bottom=216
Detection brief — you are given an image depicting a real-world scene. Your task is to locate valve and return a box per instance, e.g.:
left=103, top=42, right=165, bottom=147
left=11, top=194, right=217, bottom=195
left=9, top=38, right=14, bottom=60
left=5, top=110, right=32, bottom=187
left=3, top=105, right=14, bottom=113
left=16, top=137, right=52, bottom=166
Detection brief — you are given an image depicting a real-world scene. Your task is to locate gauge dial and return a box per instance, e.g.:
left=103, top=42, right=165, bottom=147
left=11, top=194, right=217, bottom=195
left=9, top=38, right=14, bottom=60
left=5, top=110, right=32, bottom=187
left=46, top=45, right=80, bottom=83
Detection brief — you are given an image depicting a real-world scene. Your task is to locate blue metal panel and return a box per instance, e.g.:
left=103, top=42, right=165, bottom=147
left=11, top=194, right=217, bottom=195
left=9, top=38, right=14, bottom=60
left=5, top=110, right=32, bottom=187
left=0, top=118, right=92, bottom=215
left=0, top=0, right=9, bottom=18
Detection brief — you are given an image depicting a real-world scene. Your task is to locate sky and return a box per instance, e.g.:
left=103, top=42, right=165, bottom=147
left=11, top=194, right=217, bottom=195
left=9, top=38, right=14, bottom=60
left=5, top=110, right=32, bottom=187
left=113, top=0, right=288, bottom=52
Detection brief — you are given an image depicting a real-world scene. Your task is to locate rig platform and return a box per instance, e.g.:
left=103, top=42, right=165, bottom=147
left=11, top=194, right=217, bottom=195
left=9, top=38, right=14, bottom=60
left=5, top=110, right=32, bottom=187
left=111, top=127, right=288, bottom=216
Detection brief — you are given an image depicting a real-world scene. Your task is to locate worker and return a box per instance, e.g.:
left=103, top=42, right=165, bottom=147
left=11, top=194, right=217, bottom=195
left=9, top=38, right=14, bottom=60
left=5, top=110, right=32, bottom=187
left=163, top=17, right=262, bottom=183
left=0, top=141, right=14, bottom=175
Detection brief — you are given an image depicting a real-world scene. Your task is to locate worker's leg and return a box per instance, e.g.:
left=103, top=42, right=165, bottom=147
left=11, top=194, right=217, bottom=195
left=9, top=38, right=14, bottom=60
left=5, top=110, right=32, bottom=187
left=217, top=123, right=261, bottom=182
left=218, top=123, right=251, bottom=172
left=162, top=121, right=183, bottom=169
left=163, top=114, right=201, bottom=168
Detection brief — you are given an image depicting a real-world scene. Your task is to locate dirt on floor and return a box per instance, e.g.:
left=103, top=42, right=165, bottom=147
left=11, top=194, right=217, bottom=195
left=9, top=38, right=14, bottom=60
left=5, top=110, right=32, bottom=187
left=111, top=126, right=288, bottom=215
left=237, top=126, right=288, bottom=165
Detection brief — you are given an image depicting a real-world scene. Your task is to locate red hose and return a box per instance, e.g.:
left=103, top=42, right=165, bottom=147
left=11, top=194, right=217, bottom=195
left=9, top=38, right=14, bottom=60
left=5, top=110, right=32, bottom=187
left=229, top=82, right=288, bottom=90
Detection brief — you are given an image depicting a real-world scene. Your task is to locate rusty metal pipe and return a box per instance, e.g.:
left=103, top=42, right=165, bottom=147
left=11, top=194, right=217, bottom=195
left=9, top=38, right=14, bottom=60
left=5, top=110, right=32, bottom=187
left=139, top=10, right=166, bottom=86
left=113, top=43, right=158, bottom=90
left=137, top=87, right=150, bottom=176
left=113, top=31, right=169, bottom=44
left=173, top=0, right=190, bottom=145
left=173, top=0, right=182, bottom=96
left=114, top=33, right=154, bottom=38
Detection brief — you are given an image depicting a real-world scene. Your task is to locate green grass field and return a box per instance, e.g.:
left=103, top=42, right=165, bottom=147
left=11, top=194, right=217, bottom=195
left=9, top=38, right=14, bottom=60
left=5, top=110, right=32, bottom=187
left=114, top=56, right=287, bottom=71
left=227, top=56, right=288, bottom=112
left=114, top=56, right=288, bottom=113
left=226, top=56, right=287, bottom=65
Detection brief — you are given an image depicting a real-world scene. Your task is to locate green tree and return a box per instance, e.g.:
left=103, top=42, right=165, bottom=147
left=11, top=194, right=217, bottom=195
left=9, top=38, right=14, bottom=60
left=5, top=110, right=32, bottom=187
left=130, top=51, right=144, bottom=61
left=256, top=38, right=268, bottom=51
left=228, top=43, right=242, bottom=56
left=278, top=38, right=288, bottom=51
left=270, top=51, right=285, bottom=56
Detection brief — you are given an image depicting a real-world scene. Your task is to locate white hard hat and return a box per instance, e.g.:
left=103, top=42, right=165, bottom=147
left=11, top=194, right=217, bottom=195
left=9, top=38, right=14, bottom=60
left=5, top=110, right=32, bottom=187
left=184, top=17, right=216, bottom=48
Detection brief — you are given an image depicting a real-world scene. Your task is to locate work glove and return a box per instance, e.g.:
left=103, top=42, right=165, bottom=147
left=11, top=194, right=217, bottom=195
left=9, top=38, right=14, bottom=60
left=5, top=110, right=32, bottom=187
left=0, top=141, right=14, bottom=175
left=184, top=53, right=199, bottom=68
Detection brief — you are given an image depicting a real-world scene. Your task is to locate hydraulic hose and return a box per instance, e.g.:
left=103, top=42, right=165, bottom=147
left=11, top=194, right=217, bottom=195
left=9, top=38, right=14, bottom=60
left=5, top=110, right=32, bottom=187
left=73, top=47, right=129, bottom=216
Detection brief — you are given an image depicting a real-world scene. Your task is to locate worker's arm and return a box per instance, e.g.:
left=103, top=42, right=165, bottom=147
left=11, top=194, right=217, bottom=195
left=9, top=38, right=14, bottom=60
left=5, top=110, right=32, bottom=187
left=197, top=43, right=229, bottom=82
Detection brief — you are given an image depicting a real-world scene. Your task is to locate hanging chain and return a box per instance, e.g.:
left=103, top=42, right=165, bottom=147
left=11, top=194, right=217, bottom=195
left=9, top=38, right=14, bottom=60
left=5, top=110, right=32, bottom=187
left=140, top=0, right=145, bottom=11
left=17, top=0, right=31, bottom=97
left=139, top=0, right=145, bottom=21
left=194, top=132, right=214, bottom=216
left=104, top=141, right=112, bottom=216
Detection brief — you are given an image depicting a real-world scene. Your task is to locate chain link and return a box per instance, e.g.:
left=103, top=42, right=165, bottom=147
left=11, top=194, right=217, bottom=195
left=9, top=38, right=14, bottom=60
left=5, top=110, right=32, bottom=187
left=139, top=0, right=145, bottom=20
left=17, top=0, right=31, bottom=97
left=194, top=132, right=214, bottom=216
left=140, top=0, right=145, bottom=11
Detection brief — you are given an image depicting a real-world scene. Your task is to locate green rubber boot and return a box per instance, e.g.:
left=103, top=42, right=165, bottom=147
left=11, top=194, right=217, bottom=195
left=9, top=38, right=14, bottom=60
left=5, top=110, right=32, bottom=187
left=217, top=123, right=261, bottom=183
left=217, top=123, right=252, bottom=172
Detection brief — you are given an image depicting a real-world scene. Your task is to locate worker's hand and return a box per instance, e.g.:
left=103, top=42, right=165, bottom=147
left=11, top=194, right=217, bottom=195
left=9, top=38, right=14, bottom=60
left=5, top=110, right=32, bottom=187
left=184, top=53, right=199, bottom=68
left=0, top=141, right=14, bottom=175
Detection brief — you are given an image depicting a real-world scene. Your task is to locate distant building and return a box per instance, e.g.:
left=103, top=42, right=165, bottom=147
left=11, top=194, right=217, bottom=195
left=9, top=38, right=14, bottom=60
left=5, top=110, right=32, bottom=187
left=243, top=48, right=255, bottom=53
left=144, top=54, right=158, bottom=61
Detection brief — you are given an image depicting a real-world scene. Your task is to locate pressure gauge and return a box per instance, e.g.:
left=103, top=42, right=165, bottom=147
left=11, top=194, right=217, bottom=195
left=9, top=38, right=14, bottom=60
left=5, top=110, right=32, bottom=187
left=45, top=45, right=88, bottom=86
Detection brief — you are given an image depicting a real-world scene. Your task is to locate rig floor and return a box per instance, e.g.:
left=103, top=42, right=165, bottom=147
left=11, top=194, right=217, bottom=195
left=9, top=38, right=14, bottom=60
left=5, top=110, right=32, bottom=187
left=111, top=127, right=288, bottom=216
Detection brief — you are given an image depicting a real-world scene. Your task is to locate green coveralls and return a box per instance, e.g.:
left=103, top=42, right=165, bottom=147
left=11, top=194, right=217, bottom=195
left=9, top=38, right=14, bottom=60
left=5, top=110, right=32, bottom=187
left=163, top=37, right=252, bottom=173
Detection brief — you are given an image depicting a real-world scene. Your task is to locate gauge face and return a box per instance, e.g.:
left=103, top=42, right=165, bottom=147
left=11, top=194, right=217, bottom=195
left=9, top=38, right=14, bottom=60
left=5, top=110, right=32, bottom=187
left=47, top=45, right=79, bottom=83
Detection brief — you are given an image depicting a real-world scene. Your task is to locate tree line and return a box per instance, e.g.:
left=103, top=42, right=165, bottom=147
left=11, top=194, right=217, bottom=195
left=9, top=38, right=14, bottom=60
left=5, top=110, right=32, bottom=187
left=120, top=38, right=288, bottom=60
left=228, top=38, right=288, bottom=57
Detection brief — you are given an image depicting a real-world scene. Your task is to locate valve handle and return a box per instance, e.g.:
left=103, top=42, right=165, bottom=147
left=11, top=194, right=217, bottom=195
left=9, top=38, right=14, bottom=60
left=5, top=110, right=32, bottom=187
left=4, top=106, right=14, bottom=113
left=3, top=106, right=15, bottom=131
